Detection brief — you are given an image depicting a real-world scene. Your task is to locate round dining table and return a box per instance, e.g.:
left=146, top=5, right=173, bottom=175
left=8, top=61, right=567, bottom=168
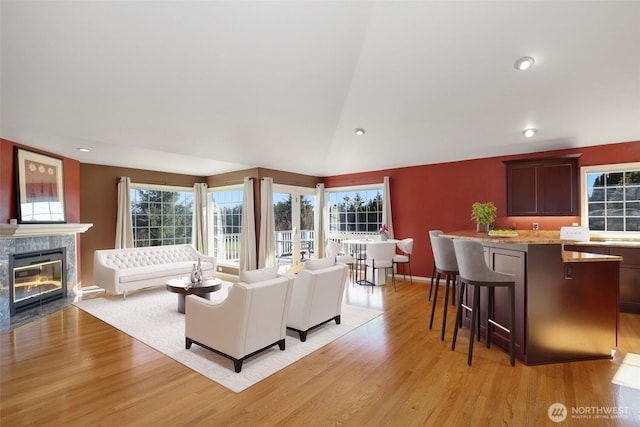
left=341, top=238, right=399, bottom=287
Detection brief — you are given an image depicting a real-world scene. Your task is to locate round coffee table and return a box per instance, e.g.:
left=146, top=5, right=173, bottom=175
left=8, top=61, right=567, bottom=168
left=166, top=277, right=223, bottom=313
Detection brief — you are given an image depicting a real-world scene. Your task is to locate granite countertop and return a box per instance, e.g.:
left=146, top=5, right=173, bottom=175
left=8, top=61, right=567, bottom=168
left=441, top=230, right=563, bottom=244
left=572, top=239, right=640, bottom=248
left=441, top=230, right=626, bottom=263
left=441, top=229, right=640, bottom=247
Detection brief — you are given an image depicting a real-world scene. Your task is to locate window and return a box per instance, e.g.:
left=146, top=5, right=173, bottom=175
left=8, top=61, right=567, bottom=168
left=583, top=163, right=640, bottom=234
left=130, top=185, right=193, bottom=247
left=328, top=185, right=384, bottom=236
left=273, top=185, right=315, bottom=265
left=210, top=186, right=243, bottom=267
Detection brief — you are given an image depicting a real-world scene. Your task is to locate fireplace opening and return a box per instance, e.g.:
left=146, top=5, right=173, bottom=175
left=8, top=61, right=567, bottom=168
left=9, top=248, right=67, bottom=315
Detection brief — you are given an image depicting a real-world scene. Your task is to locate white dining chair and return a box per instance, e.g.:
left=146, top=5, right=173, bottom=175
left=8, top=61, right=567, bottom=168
left=365, top=241, right=397, bottom=292
left=393, top=238, right=414, bottom=284
left=325, top=240, right=355, bottom=282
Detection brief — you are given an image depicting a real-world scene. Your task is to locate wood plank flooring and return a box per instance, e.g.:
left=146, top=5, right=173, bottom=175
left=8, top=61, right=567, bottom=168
left=2, top=278, right=639, bottom=426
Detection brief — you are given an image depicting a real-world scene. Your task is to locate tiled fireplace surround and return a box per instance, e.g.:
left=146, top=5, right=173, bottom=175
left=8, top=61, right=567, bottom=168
left=0, top=224, right=91, bottom=331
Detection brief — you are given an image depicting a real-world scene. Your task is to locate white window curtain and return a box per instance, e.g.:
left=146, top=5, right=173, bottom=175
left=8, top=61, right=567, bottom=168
left=115, top=176, right=133, bottom=249
left=314, top=183, right=326, bottom=258
left=192, top=183, right=208, bottom=254
left=382, top=176, right=394, bottom=239
left=239, top=177, right=256, bottom=272
left=259, top=177, right=276, bottom=268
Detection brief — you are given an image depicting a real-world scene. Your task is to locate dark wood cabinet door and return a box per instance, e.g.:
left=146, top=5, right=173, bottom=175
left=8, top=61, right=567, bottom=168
left=609, top=247, right=640, bottom=313
left=507, top=163, right=538, bottom=215
left=506, top=158, right=579, bottom=216
left=540, top=161, right=578, bottom=215
left=489, top=248, right=526, bottom=361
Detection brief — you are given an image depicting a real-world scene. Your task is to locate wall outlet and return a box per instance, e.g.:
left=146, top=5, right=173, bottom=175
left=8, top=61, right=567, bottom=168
left=217, top=266, right=223, bottom=272
left=532, top=223, right=539, bottom=231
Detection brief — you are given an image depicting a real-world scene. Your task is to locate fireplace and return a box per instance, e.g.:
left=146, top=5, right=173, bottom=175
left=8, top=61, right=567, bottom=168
left=9, top=248, right=67, bottom=315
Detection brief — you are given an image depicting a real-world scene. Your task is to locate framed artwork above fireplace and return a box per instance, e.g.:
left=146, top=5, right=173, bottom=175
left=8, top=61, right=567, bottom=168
left=15, top=148, right=66, bottom=223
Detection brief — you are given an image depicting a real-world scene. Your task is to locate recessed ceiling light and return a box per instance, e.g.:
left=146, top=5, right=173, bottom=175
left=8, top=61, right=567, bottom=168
left=514, top=56, right=535, bottom=71
left=522, top=128, right=538, bottom=137
left=354, top=128, right=366, bottom=136
left=77, top=148, right=91, bottom=153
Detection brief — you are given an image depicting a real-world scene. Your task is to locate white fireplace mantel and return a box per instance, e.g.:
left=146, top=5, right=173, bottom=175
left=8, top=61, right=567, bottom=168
left=0, top=223, right=93, bottom=238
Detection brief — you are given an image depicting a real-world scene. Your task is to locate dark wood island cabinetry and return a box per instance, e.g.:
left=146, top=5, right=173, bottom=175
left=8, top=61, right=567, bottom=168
left=565, top=243, right=640, bottom=313
left=443, top=231, right=621, bottom=365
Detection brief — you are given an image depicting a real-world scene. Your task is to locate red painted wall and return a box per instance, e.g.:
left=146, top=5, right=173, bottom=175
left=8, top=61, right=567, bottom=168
left=3, top=136, right=638, bottom=282
left=1, top=138, right=81, bottom=223
left=1, top=138, right=82, bottom=283
left=324, top=140, right=640, bottom=279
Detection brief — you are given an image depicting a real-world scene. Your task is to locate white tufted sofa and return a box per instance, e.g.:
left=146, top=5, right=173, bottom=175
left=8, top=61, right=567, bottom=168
left=93, top=244, right=216, bottom=295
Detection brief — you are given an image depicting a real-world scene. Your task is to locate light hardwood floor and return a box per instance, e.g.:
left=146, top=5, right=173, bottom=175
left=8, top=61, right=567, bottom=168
left=2, top=278, right=639, bottom=426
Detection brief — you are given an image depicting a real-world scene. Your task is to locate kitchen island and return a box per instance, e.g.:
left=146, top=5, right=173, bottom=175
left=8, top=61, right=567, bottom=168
left=441, top=230, right=622, bottom=365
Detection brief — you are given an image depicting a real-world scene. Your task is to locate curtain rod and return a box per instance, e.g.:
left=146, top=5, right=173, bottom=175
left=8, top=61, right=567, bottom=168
left=218, top=177, right=316, bottom=187
left=261, top=178, right=319, bottom=187
left=216, top=177, right=253, bottom=185
left=114, top=177, right=203, bottom=187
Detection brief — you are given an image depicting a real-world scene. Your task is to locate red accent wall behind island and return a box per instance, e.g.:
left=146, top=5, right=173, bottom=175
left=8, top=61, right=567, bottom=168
left=324, top=140, right=640, bottom=279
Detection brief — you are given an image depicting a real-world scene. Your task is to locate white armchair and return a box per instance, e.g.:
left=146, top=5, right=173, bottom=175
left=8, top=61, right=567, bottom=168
left=185, top=270, right=293, bottom=373
left=287, top=257, right=348, bottom=342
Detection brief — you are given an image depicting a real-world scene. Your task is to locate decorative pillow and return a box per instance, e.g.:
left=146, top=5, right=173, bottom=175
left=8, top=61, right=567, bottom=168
left=303, top=257, right=336, bottom=271
left=239, top=266, right=279, bottom=283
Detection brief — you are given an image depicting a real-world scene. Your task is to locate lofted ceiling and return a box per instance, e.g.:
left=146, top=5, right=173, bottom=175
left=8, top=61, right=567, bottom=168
left=2, top=1, right=639, bottom=178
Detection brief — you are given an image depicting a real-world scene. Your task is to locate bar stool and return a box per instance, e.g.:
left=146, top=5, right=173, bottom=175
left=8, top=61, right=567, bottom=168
left=451, top=239, right=516, bottom=366
left=429, top=235, right=458, bottom=341
left=428, top=230, right=443, bottom=301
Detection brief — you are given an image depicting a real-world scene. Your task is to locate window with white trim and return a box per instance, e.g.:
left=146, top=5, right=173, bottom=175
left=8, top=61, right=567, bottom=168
left=130, top=185, right=193, bottom=247
left=327, top=185, right=384, bottom=236
left=582, top=163, right=640, bottom=233
left=209, top=186, right=243, bottom=267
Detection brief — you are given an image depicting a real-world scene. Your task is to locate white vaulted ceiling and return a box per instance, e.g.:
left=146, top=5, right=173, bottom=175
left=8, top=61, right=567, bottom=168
left=2, top=1, right=639, bottom=177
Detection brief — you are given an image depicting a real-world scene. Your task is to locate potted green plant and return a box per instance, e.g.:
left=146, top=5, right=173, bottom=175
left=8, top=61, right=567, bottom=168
left=471, top=202, right=497, bottom=233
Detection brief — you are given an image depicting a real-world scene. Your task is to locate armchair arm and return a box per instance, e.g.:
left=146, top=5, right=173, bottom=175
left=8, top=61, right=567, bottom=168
left=185, top=285, right=247, bottom=358
left=287, top=271, right=315, bottom=330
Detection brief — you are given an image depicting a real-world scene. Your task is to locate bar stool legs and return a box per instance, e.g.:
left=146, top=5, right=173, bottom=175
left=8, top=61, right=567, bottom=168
left=429, top=263, right=456, bottom=305
left=429, top=261, right=436, bottom=301
left=451, top=280, right=515, bottom=366
left=429, top=270, right=456, bottom=341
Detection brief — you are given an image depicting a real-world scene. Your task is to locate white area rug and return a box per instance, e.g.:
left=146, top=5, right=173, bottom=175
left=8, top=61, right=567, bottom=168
left=74, top=284, right=382, bottom=393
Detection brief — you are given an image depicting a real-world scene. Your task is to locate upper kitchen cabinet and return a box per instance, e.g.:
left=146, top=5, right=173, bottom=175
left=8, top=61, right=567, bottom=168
left=506, top=157, right=580, bottom=216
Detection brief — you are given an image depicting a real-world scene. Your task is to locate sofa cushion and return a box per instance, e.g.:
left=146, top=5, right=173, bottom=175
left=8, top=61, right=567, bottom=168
left=304, top=257, right=335, bottom=271
left=239, top=266, right=279, bottom=283
left=118, top=261, right=215, bottom=284
left=102, top=245, right=203, bottom=269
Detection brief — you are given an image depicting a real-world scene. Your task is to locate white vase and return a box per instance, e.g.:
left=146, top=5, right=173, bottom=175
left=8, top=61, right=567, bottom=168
left=380, top=233, right=388, bottom=241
